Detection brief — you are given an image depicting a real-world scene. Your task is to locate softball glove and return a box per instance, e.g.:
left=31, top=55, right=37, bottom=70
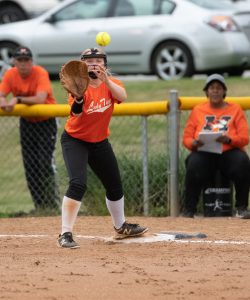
left=59, top=60, right=89, bottom=99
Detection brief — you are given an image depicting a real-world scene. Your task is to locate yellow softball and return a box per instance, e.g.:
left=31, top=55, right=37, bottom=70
left=96, top=32, right=111, bottom=47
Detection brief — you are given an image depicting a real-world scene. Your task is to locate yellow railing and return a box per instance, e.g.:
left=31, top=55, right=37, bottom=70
left=0, top=101, right=169, bottom=117
left=179, top=97, right=250, bottom=110
left=0, top=97, right=249, bottom=117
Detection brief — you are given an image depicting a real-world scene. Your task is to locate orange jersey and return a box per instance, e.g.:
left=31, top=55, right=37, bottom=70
left=65, top=77, right=123, bottom=142
left=0, top=65, right=56, bottom=122
left=183, top=101, right=249, bottom=152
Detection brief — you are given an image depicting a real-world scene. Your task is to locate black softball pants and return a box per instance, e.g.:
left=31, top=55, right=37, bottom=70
left=184, top=149, right=250, bottom=213
left=61, top=130, right=123, bottom=201
left=20, top=117, right=60, bottom=210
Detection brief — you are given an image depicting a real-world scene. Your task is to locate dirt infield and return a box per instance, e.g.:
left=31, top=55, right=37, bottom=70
left=1, top=216, right=250, bottom=300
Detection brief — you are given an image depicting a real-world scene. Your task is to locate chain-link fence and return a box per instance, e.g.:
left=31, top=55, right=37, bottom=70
left=0, top=110, right=169, bottom=216
left=1, top=99, right=249, bottom=217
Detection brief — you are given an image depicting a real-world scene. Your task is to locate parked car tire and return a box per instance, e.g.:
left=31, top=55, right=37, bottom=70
left=152, top=41, right=194, bottom=80
left=0, top=4, right=27, bottom=24
left=0, top=41, right=19, bottom=78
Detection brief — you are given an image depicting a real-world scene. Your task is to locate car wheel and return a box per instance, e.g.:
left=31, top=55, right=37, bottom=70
left=0, top=4, right=27, bottom=24
left=0, top=42, right=19, bottom=79
left=152, top=41, right=194, bottom=80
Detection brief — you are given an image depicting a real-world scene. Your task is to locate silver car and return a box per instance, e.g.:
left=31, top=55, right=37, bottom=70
left=0, top=0, right=250, bottom=80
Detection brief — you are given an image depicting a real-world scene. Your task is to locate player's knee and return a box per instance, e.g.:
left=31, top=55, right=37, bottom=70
left=66, top=181, right=86, bottom=201
left=106, top=187, right=123, bottom=201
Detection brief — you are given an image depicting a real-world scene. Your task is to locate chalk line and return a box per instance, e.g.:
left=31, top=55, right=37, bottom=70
left=0, top=233, right=250, bottom=246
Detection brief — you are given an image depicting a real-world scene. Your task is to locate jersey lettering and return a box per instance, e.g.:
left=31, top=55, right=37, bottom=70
left=86, top=98, right=112, bottom=114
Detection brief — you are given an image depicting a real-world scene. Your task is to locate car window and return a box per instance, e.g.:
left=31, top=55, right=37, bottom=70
left=187, top=0, right=234, bottom=10
left=53, top=0, right=111, bottom=21
left=161, top=0, right=176, bottom=14
left=113, top=0, right=175, bottom=17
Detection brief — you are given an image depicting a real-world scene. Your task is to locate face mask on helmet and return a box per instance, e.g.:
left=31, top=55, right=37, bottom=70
left=81, top=48, right=107, bottom=79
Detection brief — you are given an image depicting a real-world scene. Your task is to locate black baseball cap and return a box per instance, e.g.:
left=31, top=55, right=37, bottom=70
left=13, top=46, right=33, bottom=59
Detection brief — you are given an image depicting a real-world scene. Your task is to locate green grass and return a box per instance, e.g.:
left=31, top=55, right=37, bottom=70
left=52, top=76, right=250, bottom=104
left=124, top=76, right=250, bottom=99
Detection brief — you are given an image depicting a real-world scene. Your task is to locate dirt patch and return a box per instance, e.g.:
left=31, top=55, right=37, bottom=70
left=1, top=216, right=250, bottom=300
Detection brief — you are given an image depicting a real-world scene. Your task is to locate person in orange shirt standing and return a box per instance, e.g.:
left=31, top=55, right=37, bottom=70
left=58, top=48, right=148, bottom=248
left=0, top=46, right=60, bottom=212
left=182, top=74, right=250, bottom=218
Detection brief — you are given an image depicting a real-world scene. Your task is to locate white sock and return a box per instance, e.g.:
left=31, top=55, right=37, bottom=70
left=61, top=196, right=81, bottom=235
left=105, top=196, right=125, bottom=229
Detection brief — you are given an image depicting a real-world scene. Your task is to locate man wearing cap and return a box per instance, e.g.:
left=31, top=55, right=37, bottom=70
left=0, top=46, right=60, bottom=212
left=182, top=73, right=250, bottom=218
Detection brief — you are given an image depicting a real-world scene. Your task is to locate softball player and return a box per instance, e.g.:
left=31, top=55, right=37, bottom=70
left=58, top=48, right=148, bottom=248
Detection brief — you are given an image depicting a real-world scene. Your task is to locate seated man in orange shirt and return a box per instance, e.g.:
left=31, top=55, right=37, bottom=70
left=182, top=74, right=250, bottom=218
left=0, top=46, right=60, bottom=211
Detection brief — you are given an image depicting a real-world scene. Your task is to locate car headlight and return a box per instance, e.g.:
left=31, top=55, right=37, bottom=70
left=206, top=15, right=240, bottom=32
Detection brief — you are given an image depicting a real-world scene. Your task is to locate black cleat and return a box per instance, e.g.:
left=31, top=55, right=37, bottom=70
left=114, top=222, right=148, bottom=239
left=58, top=232, right=80, bottom=249
left=235, top=209, right=250, bottom=219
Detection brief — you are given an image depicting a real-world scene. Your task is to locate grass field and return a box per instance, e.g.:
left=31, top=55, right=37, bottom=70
left=52, top=76, right=250, bottom=104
